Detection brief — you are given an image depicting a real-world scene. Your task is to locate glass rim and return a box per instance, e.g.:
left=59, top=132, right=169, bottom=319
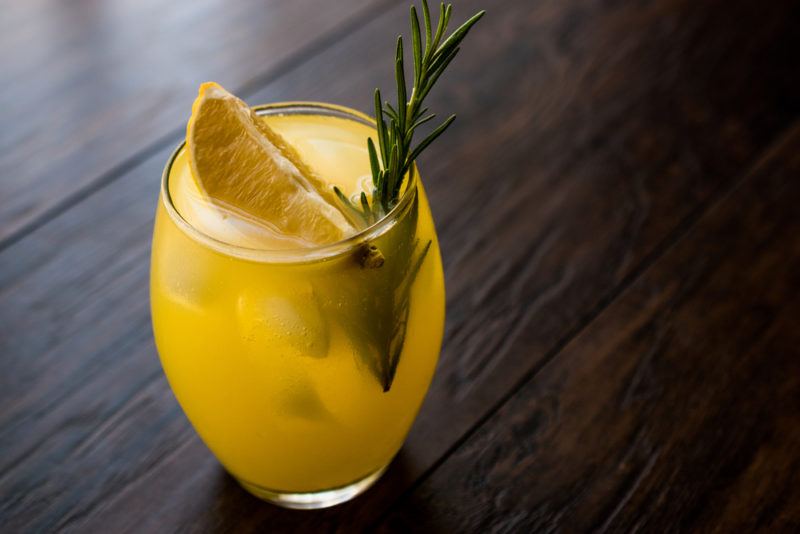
left=160, top=101, right=419, bottom=265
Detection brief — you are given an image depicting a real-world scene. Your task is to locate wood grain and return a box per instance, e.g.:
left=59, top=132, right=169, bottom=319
left=380, top=123, right=800, bottom=533
left=0, top=0, right=390, bottom=247
left=0, top=0, right=798, bottom=531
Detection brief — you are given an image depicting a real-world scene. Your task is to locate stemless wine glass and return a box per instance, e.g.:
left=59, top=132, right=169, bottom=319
left=150, top=102, right=445, bottom=509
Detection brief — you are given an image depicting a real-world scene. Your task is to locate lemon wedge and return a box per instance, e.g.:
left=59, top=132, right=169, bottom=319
left=186, top=82, right=355, bottom=245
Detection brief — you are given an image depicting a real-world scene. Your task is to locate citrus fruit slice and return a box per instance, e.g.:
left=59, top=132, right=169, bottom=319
left=186, top=82, right=355, bottom=245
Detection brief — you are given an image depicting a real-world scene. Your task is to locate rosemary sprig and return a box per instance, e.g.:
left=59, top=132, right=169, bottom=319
left=335, top=1, right=485, bottom=223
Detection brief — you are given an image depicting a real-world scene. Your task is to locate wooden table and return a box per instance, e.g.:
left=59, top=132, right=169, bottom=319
left=2, top=0, right=799, bottom=531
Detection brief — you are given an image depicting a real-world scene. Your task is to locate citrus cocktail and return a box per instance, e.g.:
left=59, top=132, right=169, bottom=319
left=150, top=1, right=483, bottom=508
left=151, top=102, right=444, bottom=506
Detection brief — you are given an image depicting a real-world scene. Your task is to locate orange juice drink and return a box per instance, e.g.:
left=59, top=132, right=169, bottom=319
left=151, top=100, right=444, bottom=507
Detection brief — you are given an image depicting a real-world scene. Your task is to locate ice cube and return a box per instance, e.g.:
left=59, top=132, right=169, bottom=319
left=155, top=237, right=224, bottom=312
left=236, top=285, right=330, bottom=360
left=278, top=376, right=332, bottom=421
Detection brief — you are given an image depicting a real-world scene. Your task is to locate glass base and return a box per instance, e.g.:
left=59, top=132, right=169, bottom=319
left=236, top=465, right=388, bottom=509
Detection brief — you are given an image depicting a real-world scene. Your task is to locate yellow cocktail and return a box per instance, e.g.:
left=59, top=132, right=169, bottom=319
left=151, top=103, right=445, bottom=507
left=151, top=1, right=482, bottom=508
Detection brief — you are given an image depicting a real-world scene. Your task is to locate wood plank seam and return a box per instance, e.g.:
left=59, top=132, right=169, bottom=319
left=0, top=0, right=397, bottom=255
left=53, top=426, right=196, bottom=533
left=371, top=118, right=800, bottom=527
left=0, top=316, right=154, bottom=483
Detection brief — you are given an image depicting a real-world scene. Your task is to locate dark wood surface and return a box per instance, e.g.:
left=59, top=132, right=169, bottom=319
left=1, top=0, right=798, bottom=532
left=0, top=0, right=389, bottom=246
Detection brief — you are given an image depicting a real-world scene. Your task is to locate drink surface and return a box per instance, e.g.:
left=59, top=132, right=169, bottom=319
left=151, top=109, right=445, bottom=492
